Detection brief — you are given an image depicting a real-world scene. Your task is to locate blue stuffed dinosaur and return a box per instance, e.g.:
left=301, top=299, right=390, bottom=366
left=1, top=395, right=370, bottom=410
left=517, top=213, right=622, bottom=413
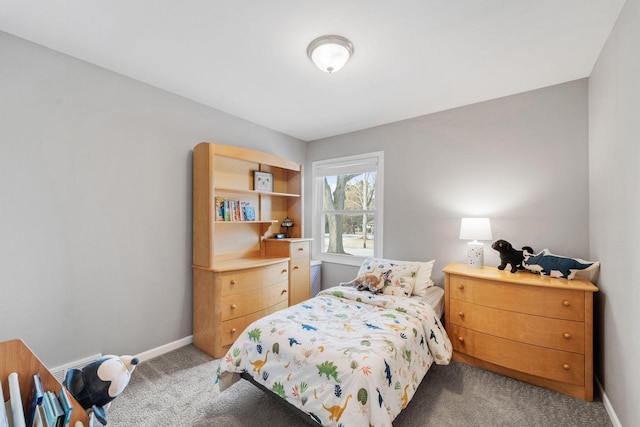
left=523, top=249, right=598, bottom=279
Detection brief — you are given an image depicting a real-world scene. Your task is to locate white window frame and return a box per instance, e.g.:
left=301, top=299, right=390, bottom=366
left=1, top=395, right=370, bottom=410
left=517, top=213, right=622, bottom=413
left=311, top=151, right=384, bottom=266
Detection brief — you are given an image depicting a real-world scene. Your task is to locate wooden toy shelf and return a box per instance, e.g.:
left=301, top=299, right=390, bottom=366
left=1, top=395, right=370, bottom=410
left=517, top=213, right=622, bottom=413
left=0, top=339, right=89, bottom=426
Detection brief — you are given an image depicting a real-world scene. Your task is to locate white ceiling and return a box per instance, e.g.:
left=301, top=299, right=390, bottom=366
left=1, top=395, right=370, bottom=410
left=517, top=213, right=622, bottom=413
left=0, top=1, right=625, bottom=141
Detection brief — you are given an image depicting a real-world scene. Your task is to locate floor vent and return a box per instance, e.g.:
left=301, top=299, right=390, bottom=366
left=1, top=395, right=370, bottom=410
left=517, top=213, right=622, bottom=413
left=50, top=353, right=103, bottom=383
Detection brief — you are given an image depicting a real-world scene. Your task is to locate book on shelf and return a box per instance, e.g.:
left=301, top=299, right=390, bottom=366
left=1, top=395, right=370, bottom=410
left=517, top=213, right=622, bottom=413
left=223, top=200, right=230, bottom=221
left=57, top=388, right=73, bottom=427
left=46, top=391, right=64, bottom=427
left=32, top=405, right=46, bottom=427
left=25, top=373, right=44, bottom=427
left=3, top=402, right=11, bottom=427
left=243, top=205, right=256, bottom=221
left=41, top=391, right=54, bottom=427
left=0, top=378, right=8, bottom=427
left=239, top=201, right=252, bottom=221
left=8, top=372, right=26, bottom=427
left=215, top=197, right=225, bottom=221
left=233, top=200, right=241, bottom=221
left=216, top=199, right=254, bottom=222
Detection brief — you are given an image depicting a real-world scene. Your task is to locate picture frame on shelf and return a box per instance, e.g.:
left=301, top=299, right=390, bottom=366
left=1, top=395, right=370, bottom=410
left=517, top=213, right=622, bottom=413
left=254, top=171, right=273, bottom=192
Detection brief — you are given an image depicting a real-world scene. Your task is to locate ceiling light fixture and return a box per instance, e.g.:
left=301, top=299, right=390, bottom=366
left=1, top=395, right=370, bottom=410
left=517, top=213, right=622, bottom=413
left=307, top=35, right=354, bottom=74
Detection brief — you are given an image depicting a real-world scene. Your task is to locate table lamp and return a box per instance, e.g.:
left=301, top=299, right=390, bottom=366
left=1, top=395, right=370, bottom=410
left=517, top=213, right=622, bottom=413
left=281, top=217, right=294, bottom=238
left=459, top=218, right=493, bottom=268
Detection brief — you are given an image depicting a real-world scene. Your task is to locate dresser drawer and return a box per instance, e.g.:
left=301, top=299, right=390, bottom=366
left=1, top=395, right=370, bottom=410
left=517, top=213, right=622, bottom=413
left=450, top=299, right=585, bottom=353
left=290, top=258, right=310, bottom=282
left=221, top=280, right=288, bottom=320
left=449, top=325, right=585, bottom=386
left=450, top=275, right=584, bottom=321
left=220, top=301, right=288, bottom=346
left=264, top=239, right=310, bottom=259
left=217, top=261, right=289, bottom=296
left=290, top=241, right=310, bottom=259
left=289, top=259, right=310, bottom=304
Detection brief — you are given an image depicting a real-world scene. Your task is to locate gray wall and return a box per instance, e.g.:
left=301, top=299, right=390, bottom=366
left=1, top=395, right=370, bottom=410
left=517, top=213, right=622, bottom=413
left=306, top=80, right=590, bottom=288
left=0, top=31, right=305, bottom=366
left=589, top=0, right=640, bottom=425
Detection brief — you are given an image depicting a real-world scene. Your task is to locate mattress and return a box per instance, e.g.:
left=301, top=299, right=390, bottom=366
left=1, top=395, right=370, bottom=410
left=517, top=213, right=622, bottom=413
left=412, top=285, right=444, bottom=319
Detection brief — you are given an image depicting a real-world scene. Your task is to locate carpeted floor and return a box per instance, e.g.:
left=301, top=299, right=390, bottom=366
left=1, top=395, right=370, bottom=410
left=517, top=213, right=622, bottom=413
left=107, top=345, right=612, bottom=427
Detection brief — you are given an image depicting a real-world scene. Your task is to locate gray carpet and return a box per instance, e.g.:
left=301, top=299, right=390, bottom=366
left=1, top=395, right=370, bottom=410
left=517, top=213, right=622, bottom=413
left=107, top=345, right=612, bottom=427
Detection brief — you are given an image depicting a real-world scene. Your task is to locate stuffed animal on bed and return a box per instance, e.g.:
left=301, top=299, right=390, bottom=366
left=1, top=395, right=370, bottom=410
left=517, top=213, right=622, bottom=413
left=491, top=239, right=534, bottom=273
left=64, top=354, right=139, bottom=425
left=523, top=249, right=599, bottom=279
left=340, top=270, right=392, bottom=293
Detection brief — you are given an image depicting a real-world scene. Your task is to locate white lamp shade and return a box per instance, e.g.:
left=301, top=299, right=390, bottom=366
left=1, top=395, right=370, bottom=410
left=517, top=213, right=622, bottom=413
left=459, top=218, right=493, bottom=241
left=307, top=35, right=353, bottom=73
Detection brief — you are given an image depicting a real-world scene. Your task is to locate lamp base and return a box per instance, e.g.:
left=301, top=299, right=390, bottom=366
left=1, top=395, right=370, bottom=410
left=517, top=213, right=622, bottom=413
left=466, top=241, right=484, bottom=269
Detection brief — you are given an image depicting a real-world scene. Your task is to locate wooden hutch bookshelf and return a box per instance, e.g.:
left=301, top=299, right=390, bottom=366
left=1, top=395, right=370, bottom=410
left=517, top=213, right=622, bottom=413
left=192, top=142, right=309, bottom=358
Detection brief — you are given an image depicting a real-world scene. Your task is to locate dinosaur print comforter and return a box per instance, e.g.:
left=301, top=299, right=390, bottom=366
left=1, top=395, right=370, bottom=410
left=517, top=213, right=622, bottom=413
left=216, top=286, right=452, bottom=427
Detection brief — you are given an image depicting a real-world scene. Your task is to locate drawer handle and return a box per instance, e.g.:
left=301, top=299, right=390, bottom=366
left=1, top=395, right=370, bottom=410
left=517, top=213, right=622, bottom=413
left=230, top=328, right=237, bottom=333
left=293, top=266, right=299, bottom=270
left=230, top=280, right=236, bottom=285
left=282, top=269, right=288, bottom=273
left=562, top=364, right=571, bottom=371
left=457, top=336, right=465, bottom=344
left=230, top=304, right=237, bottom=309
left=458, top=312, right=465, bottom=318
left=281, top=289, right=288, bottom=295
left=298, top=247, right=304, bottom=252
left=563, top=332, right=572, bottom=339
left=562, top=300, right=571, bottom=307
left=458, top=284, right=465, bottom=290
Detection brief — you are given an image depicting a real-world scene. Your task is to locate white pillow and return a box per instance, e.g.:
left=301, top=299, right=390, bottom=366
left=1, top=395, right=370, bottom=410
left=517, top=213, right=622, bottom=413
left=412, top=260, right=436, bottom=297
left=357, top=258, right=419, bottom=297
left=357, top=258, right=435, bottom=297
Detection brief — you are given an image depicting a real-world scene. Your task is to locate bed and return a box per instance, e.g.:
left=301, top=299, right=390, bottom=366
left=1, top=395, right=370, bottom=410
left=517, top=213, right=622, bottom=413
left=216, top=258, right=452, bottom=427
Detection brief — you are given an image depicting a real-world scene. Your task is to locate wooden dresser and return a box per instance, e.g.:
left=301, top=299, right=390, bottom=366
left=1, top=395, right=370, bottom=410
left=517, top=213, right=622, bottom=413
left=443, top=262, right=598, bottom=401
left=193, top=259, right=289, bottom=358
left=192, top=142, right=304, bottom=358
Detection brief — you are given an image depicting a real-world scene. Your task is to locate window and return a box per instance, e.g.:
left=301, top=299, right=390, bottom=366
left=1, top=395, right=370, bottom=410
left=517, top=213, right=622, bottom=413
left=312, top=152, right=384, bottom=266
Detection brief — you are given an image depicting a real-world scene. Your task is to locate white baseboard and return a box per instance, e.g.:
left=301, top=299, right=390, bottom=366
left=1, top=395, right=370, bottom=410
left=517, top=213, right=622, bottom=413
left=48, top=336, right=193, bottom=383
left=135, top=335, right=193, bottom=363
left=596, top=376, right=622, bottom=427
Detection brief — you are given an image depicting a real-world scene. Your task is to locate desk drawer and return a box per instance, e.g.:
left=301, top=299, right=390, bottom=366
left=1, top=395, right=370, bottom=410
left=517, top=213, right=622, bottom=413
left=449, top=325, right=584, bottom=385
left=449, top=275, right=584, bottom=321
left=217, top=261, right=289, bottom=296
left=449, top=299, right=585, bottom=353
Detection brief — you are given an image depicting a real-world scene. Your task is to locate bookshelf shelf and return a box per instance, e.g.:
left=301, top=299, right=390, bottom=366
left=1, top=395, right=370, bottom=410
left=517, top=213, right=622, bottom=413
left=214, top=220, right=278, bottom=224
left=0, top=339, right=89, bottom=426
left=214, top=186, right=301, bottom=198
